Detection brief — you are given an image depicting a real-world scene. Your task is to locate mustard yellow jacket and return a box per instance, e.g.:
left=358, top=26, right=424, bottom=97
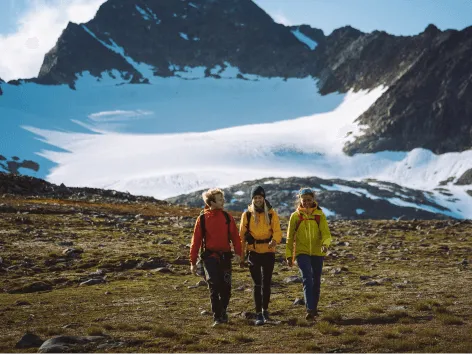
left=239, top=207, right=282, bottom=254
left=286, top=203, right=332, bottom=258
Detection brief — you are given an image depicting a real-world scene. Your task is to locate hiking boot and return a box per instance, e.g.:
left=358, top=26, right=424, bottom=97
left=305, top=309, right=318, bottom=320
left=255, top=312, right=264, bottom=326
left=262, top=310, right=270, bottom=323
left=212, top=318, right=224, bottom=327
left=221, top=311, right=228, bottom=323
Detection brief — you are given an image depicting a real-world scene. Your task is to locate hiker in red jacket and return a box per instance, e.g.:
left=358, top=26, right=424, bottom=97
left=190, top=188, right=242, bottom=327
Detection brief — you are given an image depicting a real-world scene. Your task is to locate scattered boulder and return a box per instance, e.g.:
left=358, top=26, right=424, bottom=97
left=15, top=332, right=44, bottom=348
left=152, top=267, right=173, bottom=273
left=8, top=281, right=52, bottom=294
left=293, top=298, right=305, bottom=306
left=14, top=300, right=31, bottom=306
left=79, top=278, right=105, bottom=286
left=38, top=335, right=109, bottom=353
left=455, top=169, right=472, bottom=185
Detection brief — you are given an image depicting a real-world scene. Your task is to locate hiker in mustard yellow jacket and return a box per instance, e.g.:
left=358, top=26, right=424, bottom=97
left=239, top=185, right=282, bottom=326
left=286, top=187, right=332, bottom=320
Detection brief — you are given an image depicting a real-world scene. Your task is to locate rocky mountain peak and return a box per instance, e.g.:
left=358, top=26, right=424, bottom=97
left=37, top=0, right=312, bottom=86
left=422, top=23, right=441, bottom=37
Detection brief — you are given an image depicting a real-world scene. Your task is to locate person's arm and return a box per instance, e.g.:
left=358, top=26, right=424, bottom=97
left=270, top=210, right=282, bottom=245
left=229, top=215, right=242, bottom=257
left=319, top=212, right=332, bottom=253
left=189, top=216, right=203, bottom=266
left=239, top=212, right=247, bottom=256
left=285, top=213, right=297, bottom=262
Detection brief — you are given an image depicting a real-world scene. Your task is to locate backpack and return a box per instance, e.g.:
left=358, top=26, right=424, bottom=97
left=244, top=211, right=273, bottom=245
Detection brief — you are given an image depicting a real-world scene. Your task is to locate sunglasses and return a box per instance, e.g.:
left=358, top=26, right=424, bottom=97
left=299, top=188, right=314, bottom=195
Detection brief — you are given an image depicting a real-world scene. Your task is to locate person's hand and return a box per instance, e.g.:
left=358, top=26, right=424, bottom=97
left=321, top=246, right=329, bottom=254
left=286, top=258, right=293, bottom=267
left=190, top=264, right=197, bottom=276
left=268, top=239, right=277, bottom=249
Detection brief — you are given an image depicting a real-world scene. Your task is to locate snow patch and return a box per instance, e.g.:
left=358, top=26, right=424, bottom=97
left=135, top=5, right=161, bottom=24
left=291, top=28, right=317, bottom=50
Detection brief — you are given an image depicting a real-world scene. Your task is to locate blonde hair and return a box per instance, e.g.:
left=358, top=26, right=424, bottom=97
left=202, top=188, right=225, bottom=206
left=248, top=200, right=271, bottom=226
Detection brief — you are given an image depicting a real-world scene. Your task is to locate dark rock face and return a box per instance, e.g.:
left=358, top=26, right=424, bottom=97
left=37, top=22, right=145, bottom=88
left=38, top=0, right=312, bottom=85
left=455, top=168, right=472, bottom=185
left=341, top=26, right=472, bottom=155
left=0, top=172, right=167, bottom=205
left=166, top=176, right=453, bottom=220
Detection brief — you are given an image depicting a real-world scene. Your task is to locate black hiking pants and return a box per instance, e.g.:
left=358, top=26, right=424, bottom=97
left=203, top=254, right=232, bottom=320
left=248, top=251, right=275, bottom=313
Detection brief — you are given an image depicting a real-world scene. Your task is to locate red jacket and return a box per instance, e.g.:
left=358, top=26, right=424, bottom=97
left=190, top=208, right=242, bottom=265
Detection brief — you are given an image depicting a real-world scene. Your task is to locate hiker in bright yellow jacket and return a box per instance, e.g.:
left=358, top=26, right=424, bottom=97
left=239, top=185, right=282, bottom=326
left=286, top=187, right=332, bottom=320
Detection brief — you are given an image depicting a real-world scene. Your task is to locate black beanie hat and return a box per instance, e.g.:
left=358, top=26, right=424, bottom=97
left=251, top=185, right=265, bottom=199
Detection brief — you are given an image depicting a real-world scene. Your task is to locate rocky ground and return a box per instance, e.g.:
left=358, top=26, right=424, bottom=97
left=0, top=190, right=471, bottom=352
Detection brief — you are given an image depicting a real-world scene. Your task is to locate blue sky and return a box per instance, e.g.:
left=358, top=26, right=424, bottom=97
left=0, top=0, right=471, bottom=81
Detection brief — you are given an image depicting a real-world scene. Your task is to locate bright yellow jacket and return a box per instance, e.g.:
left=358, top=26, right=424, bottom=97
left=286, top=203, right=332, bottom=259
left=239, top=206, right=282, bottom=254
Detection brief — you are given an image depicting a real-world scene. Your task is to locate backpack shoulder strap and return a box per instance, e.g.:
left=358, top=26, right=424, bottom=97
left=246, top=211, right=251, bottom=232
left=222, top=211, right=232, bottom=245
left=294, top=211, right=304, bottom=232
left=315, top=214, right=321, bottom=226
left=199, top=211, right=206, bottom=252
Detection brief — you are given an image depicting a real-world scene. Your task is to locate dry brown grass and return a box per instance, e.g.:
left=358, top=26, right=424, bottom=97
left=0, top=196, right=471, bottom=352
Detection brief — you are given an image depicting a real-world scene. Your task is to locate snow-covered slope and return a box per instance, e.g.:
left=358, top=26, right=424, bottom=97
left=6, top=73, right=469, bottom=218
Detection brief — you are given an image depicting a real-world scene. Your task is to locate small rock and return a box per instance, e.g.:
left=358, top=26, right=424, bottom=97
left=158, top=239, right=172, bottom=245
left=15, top=300, right=31, bottom=306
left=62, top=248, right=83, bottom=257
left=152, top=267, right=173, bottom=273
left=200, top=310, right=210, bottom=316
left=89, top=269, right=105, bottom=276
left=79, top=278, right=105, bottom=286
left=62, top=323, right=80, bottom=329
left=293, top=298, right=305, bottom=306
left=38, top=336, right=108, bottom=353
left=284, top=276, right=302, bottom=284
left=364, top=280, right=381, bottom=286
left=196, top=280, right=207, bottom=287
left=15, top=332, right=44, bottom=348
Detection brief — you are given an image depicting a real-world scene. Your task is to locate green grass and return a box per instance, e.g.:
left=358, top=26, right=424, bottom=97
left=0, top=198, right=471, bottom=353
